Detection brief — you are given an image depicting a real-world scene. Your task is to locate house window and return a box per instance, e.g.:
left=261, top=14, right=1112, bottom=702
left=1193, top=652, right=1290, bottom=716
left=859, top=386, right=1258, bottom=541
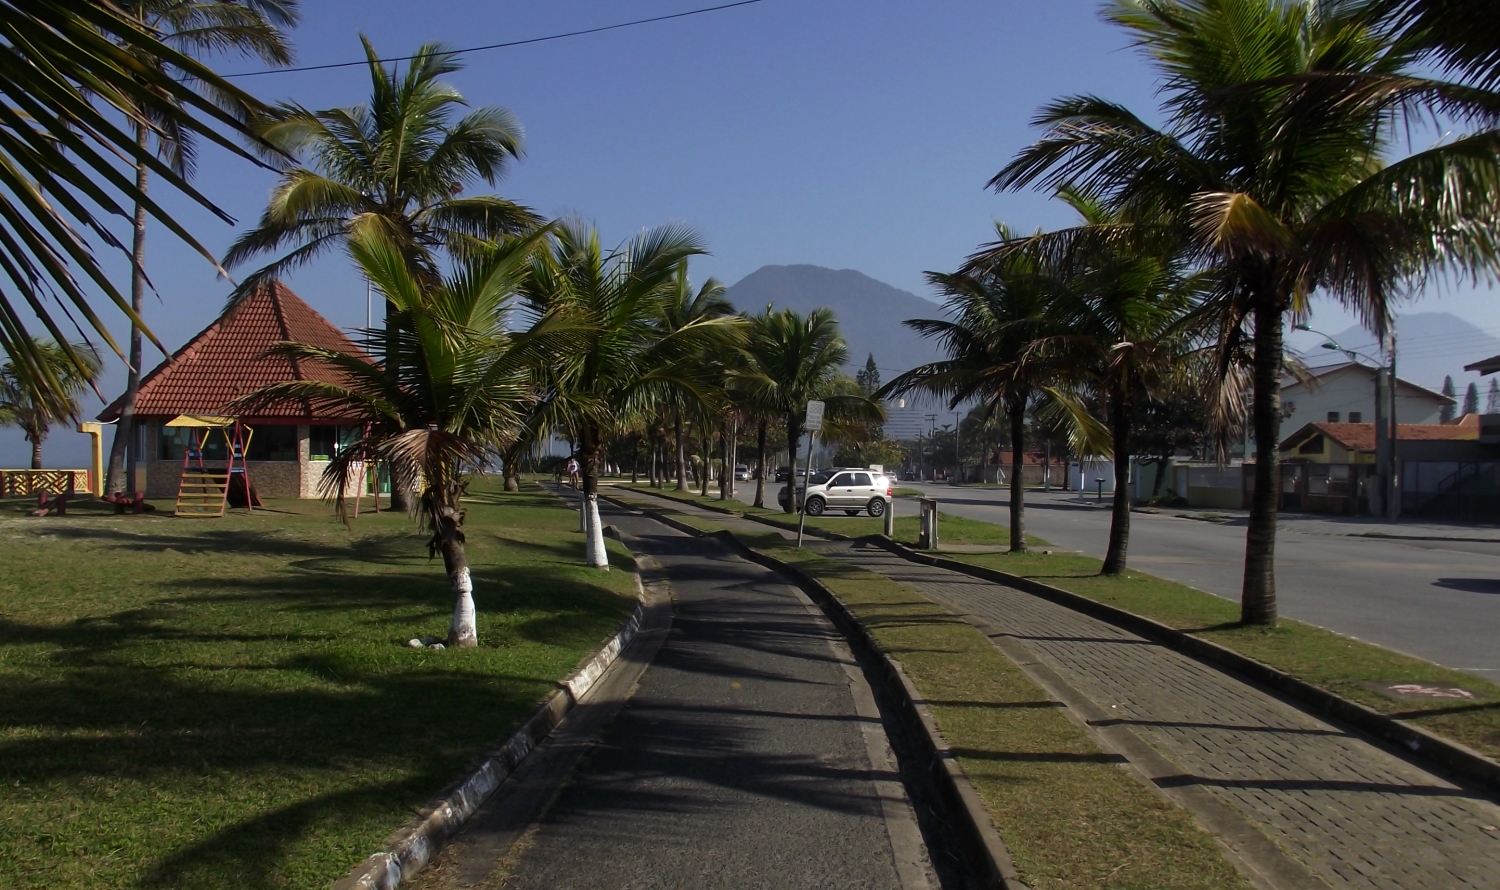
left=309, top=425, right=361, bottom=461
left=1298, top=436, right=1326, bottom=455
left=1327, top=411, right=1340, bottom=423
left=158, top=424, right=226, bottom=461
left=246, top=424, right=299, bottom=461
left=1349, top=412, right=1362, bottom=423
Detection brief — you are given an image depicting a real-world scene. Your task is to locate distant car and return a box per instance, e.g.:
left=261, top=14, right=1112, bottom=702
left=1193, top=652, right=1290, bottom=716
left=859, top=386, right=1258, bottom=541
left=775, top=466, right=791, bottom=483
left=734, top=464, right=751, bottom=481
left=778, top=467, right=893, bottom=517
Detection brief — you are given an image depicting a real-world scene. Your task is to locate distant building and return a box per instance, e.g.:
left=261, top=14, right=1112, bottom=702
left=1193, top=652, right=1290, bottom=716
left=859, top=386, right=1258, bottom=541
left=99, top=281, right=370, bottom=500
left=1280, top=362, right=1453, bottom=432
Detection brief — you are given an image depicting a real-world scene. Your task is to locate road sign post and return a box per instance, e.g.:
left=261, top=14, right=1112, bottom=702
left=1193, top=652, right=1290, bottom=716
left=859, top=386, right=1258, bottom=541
left=796, top=401, right=825, bottom=549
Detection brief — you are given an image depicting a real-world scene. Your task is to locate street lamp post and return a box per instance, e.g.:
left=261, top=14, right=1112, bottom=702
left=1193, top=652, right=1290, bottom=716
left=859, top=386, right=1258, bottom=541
left=1295, top=324, right=1396, bottom=518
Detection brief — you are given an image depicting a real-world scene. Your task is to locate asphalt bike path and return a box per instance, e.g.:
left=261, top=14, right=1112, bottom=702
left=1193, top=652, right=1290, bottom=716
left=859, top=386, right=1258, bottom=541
left=613, top=488, right=1500, bottom=889
left=417, top=493, right=935, bottom=889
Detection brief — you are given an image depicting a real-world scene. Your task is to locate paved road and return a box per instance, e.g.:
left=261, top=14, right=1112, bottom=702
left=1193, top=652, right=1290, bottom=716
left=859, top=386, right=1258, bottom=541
left=727, top=482, right=1500, bottom=678
left=419, top=497, right=935, bottom=889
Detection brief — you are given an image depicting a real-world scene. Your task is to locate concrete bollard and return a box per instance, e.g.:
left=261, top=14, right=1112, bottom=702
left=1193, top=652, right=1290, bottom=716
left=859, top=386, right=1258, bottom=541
left=884, top=495, right=895, bottom=537
left=918, top=497, right=939, bottom=550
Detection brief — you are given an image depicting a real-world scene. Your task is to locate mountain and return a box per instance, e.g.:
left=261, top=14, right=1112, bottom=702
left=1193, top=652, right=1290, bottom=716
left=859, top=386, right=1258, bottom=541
left=723, top=264, right=945, bottom=381
left=1303, top=312, right=1500, bottom=395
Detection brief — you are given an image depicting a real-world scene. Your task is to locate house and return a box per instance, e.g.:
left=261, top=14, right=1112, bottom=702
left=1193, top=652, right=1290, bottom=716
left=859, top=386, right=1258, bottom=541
left=99, top=281, right=371, bottom=500
left=1277, top=421, right=1495, bottom=517
left=1279, top=362, right=1452, bottom=432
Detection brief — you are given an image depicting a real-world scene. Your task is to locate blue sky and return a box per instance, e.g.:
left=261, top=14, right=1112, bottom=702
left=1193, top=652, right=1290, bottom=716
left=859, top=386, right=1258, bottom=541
left=5, top=0, right=1496, bottom=467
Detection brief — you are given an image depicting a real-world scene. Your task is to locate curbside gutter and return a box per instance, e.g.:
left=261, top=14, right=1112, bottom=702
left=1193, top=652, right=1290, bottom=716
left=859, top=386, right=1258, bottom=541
left=870, top=536, right=1500, bottom=798
left=601, top=493, right=1027, bottom=890
left=332, top=534, right=658, bottom=890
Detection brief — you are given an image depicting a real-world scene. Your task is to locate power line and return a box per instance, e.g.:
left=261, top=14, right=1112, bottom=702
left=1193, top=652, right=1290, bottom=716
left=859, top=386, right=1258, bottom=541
left=223, top=0, right=766, bottom=78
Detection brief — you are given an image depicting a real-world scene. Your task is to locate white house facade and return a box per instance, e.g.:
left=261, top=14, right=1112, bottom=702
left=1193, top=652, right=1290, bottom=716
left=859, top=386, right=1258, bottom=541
left=1280, top=362, right=1451, bottom=432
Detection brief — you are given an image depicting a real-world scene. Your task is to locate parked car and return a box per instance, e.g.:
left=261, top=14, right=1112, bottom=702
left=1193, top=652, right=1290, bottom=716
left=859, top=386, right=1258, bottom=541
left=734, top=464, right=751, bottom=481
left=778, top=468, right=893, bottom=517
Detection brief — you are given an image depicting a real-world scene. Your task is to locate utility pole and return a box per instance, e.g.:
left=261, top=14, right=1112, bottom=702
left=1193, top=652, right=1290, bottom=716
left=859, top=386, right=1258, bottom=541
left=924, top=414, right=937, bottom=481
left=954, top=410, right=962, bottom=485
left=1388, top=329, right=1400, bottom=520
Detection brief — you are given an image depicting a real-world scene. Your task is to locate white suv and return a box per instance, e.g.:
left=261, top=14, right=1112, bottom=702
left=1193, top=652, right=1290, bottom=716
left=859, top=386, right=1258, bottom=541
left=778, top=468, right=892, bottom=517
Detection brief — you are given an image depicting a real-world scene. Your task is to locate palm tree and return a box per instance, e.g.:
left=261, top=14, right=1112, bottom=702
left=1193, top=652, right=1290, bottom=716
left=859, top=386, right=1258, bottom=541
left=0, top=1, right=272, bottom=412
left=236, top=227, right=563, bottom=647
left=744, top=308, right=883, bottom=513
left=105, top=0, right=299, bottom=498
left=521, top=222, right=744, bottom=565
left=225, top=39, right=541, bottom=508
left=882, top=233, right=1065, bottom=552
left=0, top=340, right=103, bottom=469
left=224, top=38, right=539, bottom=290
left=1013, top=194, right=1203, bottom=574
left=659, top=263, right=735, bottom=491
left=991, top=0, right=1499, bottom=623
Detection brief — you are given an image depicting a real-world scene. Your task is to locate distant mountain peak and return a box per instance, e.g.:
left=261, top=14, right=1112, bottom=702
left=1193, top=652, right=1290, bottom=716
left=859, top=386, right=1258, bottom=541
left=724, top=264, right=944, bottom=378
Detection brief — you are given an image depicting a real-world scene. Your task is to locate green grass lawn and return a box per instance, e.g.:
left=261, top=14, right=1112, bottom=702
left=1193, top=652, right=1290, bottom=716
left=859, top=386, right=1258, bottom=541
left=0, top=482, right=638, bottom=890
left=692, top=525, right=1251, bottom=890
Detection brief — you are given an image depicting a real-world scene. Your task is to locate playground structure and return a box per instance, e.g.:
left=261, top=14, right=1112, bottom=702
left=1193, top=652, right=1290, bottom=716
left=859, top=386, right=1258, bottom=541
left=169, top=415, right=260, bottom=517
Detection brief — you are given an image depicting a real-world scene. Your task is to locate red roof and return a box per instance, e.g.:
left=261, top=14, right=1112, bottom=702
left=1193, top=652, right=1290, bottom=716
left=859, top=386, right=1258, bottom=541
left=100, top=281, right=370, bottom=421
left=1280, top=421, right=1478, bottom=453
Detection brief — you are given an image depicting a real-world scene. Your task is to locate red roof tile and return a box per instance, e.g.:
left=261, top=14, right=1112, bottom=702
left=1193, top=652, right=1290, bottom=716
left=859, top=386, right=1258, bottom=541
left=100, top=281, right=370, bottom=421
left=1280, top=421, right=1478, bottom=453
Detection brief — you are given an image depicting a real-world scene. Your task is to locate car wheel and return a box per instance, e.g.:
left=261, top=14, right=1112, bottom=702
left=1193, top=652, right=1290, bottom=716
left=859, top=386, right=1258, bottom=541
left=805, top=497, right=826, bottom=516
left=866, top=498, right=886, bottom=518
left=844, top=510, right=860, bottom=516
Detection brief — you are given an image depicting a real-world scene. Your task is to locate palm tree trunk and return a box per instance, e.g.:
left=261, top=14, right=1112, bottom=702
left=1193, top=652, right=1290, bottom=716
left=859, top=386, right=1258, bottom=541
left=1242, top=298, right=1283, bottom=625
left=699, top=430, right=711, bottom=497
left=784, top=414, right=800, bottom=513
left=106, top=123, right=151, bottom=497
left=579, top=427, right=608, bottom=568
left=30, top=431, right=43, bottom=470
left=631, top=436, right=640, bottom=484
left=674, top=413, right=688, bottom=491
left=1008, top=396, right=1027, bottom=553
left=1102, top=392, right=1132, bottom=576
left=754, top=419, right=768, bottom=508
left=429, top=489, right=476, bottom=647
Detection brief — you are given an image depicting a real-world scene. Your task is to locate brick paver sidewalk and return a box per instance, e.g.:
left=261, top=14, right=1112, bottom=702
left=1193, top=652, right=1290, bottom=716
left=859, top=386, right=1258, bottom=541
left=821, top=540, right=1500, bottom=889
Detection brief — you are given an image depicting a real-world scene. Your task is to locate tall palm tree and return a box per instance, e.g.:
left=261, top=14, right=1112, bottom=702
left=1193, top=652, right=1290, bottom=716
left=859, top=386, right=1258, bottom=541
left=225, top=39, right=541, bottom=508
left=0, top=339, right=103, bottom=469
left=744, top=307, right=883, bottom=513
left=224, top=38, right=539, bottom=290
left=105, top=0, right=299, bottom=498
left=0, top=1, right=272, bottom=412
left=521, top=221, right=743, bottom=565
left=659, top=263, right=734, bottom=491
left=883, top=232, right=1066, bottom=551
left=236, top=227, right=564, bottom=647
left=1014, top=194, right=1203, bottom=574
left=991, top=0, right=1499, bottom=623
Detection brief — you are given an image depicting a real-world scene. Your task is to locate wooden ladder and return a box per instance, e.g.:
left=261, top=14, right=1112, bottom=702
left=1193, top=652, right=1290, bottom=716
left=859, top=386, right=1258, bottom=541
left=176, top=471, right=228, bottom=517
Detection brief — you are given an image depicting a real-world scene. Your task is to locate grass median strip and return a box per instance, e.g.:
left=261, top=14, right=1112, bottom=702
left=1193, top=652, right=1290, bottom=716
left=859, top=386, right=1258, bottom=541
left=713, top=525, right=1249, bottom=889
left=0, top=482, right=638, bottom=890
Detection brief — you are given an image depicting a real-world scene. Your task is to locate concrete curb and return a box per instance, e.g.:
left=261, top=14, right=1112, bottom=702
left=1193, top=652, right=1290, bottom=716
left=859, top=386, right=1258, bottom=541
left=602, top=493, right=1026, bottom=890
left=869, top=535, right=1500, bottom=798
left=332, top=535, right=652, bottom=890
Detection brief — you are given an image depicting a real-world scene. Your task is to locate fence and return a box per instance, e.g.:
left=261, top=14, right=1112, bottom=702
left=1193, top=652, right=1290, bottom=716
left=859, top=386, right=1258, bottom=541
left=0, top=469, right=91, bottom=498
left=1403, top=461, right=1500, bottom=522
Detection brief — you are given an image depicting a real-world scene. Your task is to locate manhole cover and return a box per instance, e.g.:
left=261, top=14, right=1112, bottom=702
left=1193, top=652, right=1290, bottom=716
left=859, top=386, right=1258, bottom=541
left=1362, top=681, right=1480, bottom=702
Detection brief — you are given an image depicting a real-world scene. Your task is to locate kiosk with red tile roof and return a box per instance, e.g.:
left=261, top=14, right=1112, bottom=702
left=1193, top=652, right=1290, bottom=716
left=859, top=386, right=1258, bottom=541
left=99, top=281, right=373, bottom=501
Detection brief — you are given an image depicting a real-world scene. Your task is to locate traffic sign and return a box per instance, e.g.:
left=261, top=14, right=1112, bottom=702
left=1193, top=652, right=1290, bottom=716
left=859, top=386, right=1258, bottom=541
left=804, top=400, right=825, bottom=432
